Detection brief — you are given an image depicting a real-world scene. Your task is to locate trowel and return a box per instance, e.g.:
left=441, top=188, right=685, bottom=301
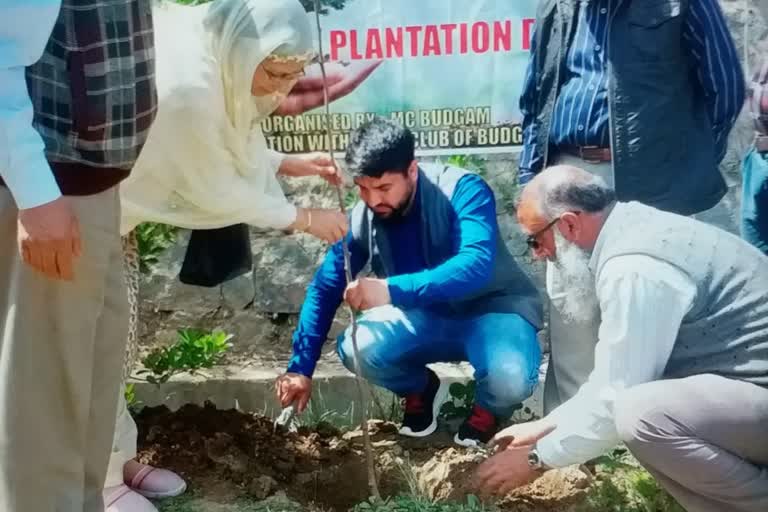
left=273, top=404, right=299, bottom=433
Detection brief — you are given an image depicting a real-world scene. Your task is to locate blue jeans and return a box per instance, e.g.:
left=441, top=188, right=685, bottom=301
left=741, top=147, right=768, bottom=255
left=336, top=306, right=541, bottom=418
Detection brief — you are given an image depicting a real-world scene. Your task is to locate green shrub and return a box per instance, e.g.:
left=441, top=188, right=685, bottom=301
left=134, top=222, right=178, bottom=273
left=137, top=328, right=233, bottom=385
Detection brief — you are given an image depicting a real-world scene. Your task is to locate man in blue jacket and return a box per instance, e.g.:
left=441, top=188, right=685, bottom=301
left=276, top=117, right=543, bottom=446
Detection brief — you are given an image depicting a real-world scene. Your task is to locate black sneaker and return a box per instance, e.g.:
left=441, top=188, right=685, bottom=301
left=454, top=404, right=498, bottom=448
left=398, top=369, right=449, bottom=437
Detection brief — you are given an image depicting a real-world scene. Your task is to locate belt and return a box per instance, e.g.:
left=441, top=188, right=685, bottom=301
left=560, top=145, right=612, bottom=164
left=755, top=134, right=768, bottom=154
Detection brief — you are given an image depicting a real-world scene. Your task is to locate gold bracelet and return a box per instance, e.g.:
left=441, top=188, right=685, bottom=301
left=306, top=209, right=312, bottom=230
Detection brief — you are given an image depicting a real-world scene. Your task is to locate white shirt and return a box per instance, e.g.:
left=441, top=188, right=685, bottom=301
left=0, top=0, right=62, bottom=209
left=536, top=254, right=697, bottom=468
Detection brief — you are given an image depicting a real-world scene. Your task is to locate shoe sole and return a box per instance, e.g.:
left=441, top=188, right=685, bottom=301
left=453, top=432, right=482, bottom=448
left=398, top=377, right=450, bottom=438
left=135, top=481, right=187, bottom=500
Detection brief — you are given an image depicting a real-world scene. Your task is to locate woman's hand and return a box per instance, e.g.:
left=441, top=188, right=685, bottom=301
left=294, top=207, right=348, bottom=243
left=280, top=154, right=343, bottom=186
left=273, top=60, right=383, bottom=116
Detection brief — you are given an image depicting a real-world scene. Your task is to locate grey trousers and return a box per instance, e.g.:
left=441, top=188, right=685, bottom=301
left=543, top=155, right=613, bottom=413
left=0, top=187, right=128, bottom=512
left=615, top=374, right=768, bottom=512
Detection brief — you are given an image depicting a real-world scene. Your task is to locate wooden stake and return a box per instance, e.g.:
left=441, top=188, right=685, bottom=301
left=312, top=0, right=381, bottom=500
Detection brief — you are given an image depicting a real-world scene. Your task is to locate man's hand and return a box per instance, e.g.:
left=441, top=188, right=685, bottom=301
left=491, top=419, right=556, bottom=451
left=344, top=278, right=391, bottom=310
left=273, top=61, right=382, bottom=116
left=275, top=372, right=313, bottom=413
left=473, top=419, right=555, bottom=496
left=473, top=445, right=541, bottom=497
left=17, top=197, right=82, bottom=281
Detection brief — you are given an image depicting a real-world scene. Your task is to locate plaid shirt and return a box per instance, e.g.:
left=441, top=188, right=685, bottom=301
left=23, top=0, right=157, bottom=194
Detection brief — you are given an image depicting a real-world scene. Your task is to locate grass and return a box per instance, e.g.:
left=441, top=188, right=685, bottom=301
left=155, top=493, right=197, bottom=512
left=155, top=490, right=326, bottom=512
left=293, top=388, right=358, bottom=430
left=353, top=495, right=492, bottom=512
left=153, top=447, right=683, bottom=512
left=580, top=448, right=685, bottom=512
left=290, top=385, right=404, bottom=431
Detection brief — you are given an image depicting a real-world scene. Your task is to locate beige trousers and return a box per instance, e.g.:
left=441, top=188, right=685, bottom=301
left=543, top=154, right=613, bottom=413
left=0, top=187, right=128, bottom=512
left=106, top=393, right=137, bottom=488
left=105, top=233, right=140, bottom=489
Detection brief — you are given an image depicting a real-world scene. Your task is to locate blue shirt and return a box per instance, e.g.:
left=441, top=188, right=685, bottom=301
left=386, top=181, right=427, bottom=276
left=549, top=0, right=618, bottom=150
left=518, top=0, right=744, bottom=184
left=0, top=1, right=63, bottom=208
left=287, top=174, right=498, bottom=377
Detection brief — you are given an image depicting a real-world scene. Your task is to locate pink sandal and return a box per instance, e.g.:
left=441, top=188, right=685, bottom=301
left=126, top=462, right=187, bottom=499
left=104, top=484, right=158, bottom=512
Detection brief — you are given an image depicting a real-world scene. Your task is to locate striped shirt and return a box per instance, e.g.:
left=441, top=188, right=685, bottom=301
left=519, top=0, right=744, bottom=183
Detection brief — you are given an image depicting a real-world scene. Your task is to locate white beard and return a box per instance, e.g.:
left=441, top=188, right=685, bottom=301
left=552, top=229, right=600, bottom=324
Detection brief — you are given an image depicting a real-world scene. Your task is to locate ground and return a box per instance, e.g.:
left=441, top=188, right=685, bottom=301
left=135, top=403, right=684, bottom=512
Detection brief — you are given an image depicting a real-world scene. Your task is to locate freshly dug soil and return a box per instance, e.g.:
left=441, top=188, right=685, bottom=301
left=135, top=403, right=589, bottom=511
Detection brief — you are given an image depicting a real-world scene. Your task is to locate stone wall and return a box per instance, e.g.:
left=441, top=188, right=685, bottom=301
left=136, top=0, right=767, bottom=375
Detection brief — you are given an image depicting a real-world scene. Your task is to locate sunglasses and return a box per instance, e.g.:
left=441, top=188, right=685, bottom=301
left=525, top=212, right=582, bottom=251
left=262, top=54, right=312, bottom=82
left=264, top=66, right=305, bottom=82
left=526, top=218, right=560, bottom=251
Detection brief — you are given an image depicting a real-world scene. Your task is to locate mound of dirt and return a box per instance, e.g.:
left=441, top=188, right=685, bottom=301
left=135, top=403, right=589, bottom=511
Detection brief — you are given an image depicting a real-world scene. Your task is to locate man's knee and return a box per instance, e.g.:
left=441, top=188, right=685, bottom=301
left=336, top=305, right=415, bottom=373
left=613, top=383, right=693, bottom=468
left=336, top=323, right=389, bottom=377
left=483, top=358, right=538, bottom=411
left=336, top=331, right=361, bottom=374
left=614, top=385, right=661, bottom=446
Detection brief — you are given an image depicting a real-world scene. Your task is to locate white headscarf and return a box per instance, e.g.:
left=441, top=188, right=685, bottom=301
left=204, top=0, right=313, bottom=150
left=120, top=0, right=314, bottom=235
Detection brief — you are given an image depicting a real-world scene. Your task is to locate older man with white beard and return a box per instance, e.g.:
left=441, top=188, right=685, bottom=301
left=474, top=165, right=768, bottom=512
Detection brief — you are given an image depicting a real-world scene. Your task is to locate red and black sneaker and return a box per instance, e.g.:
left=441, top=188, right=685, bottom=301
left=398, top=369, right=449, bottom=438
left=454, top=404, right=498, bottom=447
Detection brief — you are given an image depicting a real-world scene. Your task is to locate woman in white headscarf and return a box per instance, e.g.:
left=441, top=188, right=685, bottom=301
left=120, top=0, right=346, bottom=237
left=104, top=1, right=379, bottom=510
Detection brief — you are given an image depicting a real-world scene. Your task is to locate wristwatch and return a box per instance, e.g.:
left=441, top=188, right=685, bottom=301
left=527, top=445, right=549, bottom=471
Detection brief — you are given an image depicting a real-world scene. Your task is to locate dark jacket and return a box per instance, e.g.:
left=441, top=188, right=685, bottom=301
left=522, top=0, right=745, bottom=215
